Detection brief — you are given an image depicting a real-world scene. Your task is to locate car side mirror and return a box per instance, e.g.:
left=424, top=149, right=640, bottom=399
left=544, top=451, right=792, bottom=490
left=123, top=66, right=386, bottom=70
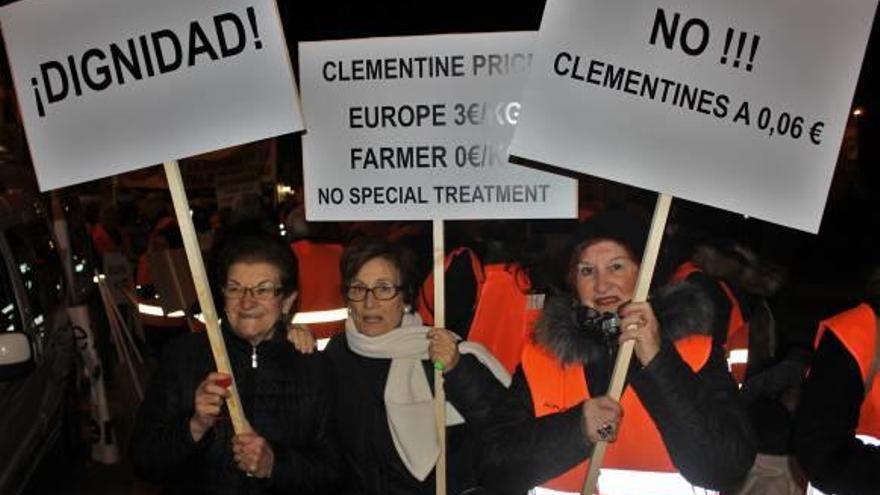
left=0, top=332, right=34, bottom=381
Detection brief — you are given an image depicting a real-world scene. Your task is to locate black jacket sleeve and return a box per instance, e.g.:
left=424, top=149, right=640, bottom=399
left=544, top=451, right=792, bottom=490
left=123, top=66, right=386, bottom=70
left=630, top=340, right=756, bottom=490
left=478, top=366, right=590, bottom=495
left=266, top=354, right=342, bottom=493
left=794, top=331, right=880, bottom=494
left=443, top=354, right=510, bottom=425
left=130, top=339, right=209, bottom=482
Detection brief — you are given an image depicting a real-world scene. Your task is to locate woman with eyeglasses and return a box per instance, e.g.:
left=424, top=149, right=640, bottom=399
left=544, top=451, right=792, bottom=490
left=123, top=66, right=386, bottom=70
left=131, top=228, right=341, bottom=495
left=319, top=237, right=510, bottom=495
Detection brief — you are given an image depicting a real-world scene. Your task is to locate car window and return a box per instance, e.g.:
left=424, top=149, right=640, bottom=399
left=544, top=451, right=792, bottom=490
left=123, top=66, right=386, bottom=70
left=0, top=251, right=23, bottom=333
left=5, top=222, right=65, bottom=335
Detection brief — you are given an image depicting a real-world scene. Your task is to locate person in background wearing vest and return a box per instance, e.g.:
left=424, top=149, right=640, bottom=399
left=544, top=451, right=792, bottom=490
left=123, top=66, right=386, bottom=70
left=794, top=266, right=880, bottom=494
left=665, top=232, right=807, bottom=494
left=288, top=220, right=348, bottom=340
left=479, top=210, right=756, bottom=495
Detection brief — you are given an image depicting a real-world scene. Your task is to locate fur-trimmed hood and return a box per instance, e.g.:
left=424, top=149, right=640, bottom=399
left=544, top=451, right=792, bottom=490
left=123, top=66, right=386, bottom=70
left=534, top=280, right=715, bottom=366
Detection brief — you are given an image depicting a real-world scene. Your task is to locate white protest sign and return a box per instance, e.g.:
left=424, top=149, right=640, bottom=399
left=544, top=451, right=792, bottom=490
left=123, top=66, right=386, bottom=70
left=0, top=0, right=302, bottom=191
left=509, top=0, right=878, bottom=233
left=299, top=32, right=577, bottom=221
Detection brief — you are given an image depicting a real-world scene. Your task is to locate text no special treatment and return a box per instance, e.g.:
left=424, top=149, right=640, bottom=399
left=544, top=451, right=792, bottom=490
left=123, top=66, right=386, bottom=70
left=317, top=184, right=551, bottom=206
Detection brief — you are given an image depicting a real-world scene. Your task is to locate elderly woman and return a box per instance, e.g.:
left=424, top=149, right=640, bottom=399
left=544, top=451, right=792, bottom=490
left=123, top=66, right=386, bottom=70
left=131, top=230, right=340, bottom=494
left=320, top=238, right=510, bottom=495
left=480, top=211, right=756, bottom=494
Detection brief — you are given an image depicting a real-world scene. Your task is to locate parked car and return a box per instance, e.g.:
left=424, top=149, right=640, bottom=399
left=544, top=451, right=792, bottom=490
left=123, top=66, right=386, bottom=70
left=0, top=190, right=75, bottom=495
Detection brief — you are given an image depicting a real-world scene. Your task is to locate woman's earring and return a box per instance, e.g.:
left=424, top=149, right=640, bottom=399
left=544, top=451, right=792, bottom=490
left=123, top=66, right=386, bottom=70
left=404, top=304, right=412, bottom=314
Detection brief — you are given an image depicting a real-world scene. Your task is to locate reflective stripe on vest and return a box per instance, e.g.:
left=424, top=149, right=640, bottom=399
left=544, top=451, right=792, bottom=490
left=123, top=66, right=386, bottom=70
left=291, top=241, right=345, bottom=339
left=291, top=308, right=348, bottom=325
left=672, top=262, right=750, bottom=383
left=533, top=469, right=719, bottom=495
left=521, top=334, right=713, bottom=492
left=467, top=264, right=538, bottom=374
left=815, top=304, right=880, bottom=439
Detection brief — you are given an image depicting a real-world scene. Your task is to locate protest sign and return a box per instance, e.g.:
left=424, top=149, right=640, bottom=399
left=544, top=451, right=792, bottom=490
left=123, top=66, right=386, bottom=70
left=299, top=32, right=576, bottom=221
left=509, top=1, right=877, bottom=491
left=1, top=0, right=304, bottom=435
left=0, top=0, right=302, bottom=191
left=510, top=0, right=878, bottom=233
left=299, top=33, right=577, bottom=493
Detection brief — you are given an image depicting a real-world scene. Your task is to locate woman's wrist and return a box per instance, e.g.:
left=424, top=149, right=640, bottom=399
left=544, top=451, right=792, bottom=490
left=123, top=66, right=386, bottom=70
left=443, top=348, right=461, bottom=373
left=189, top=415, right=209, bottom=442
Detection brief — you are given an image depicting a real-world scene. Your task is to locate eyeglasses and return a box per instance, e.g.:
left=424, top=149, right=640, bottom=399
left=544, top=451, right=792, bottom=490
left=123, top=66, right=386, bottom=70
left=345, top=284, right=402, bottom=301
left=221, top=284, right=283, bottom=300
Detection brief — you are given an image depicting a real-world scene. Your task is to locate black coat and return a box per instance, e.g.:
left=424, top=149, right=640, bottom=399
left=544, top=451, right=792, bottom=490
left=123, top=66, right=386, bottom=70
left=324, top=333, right=507, bottom=495
left=478, top=282, right=756, bottom=494
left=131, top=323, right=341, bottom=495
left=794, top=330, right=880, bottom=494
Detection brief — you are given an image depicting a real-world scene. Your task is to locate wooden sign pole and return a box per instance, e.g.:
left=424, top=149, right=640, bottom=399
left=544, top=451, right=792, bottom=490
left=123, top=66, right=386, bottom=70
left=164, top=160, right=250, bottom=434
left=582, top=193, right=672, bottom=495
left=432, top=219, right=447, bottom=495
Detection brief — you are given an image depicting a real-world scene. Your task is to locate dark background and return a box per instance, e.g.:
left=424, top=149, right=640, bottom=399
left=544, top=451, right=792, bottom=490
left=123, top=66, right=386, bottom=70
left=0, top=0, right=877, bottom=335
left=0, top=0, right=878, bottom=336
left=0, top=2, right=878, bottom=493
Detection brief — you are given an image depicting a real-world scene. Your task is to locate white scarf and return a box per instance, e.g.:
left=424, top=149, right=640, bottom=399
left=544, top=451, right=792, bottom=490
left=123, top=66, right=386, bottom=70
left=345, top=312, right=510, bottom=481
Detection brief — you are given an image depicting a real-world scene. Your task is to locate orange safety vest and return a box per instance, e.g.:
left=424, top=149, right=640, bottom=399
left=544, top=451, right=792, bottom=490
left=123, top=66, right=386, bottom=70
left=291, top=240, right=346, bottom=339
left=673, top=262, right=750, bottom=384
left=814, top=303, right=880, bottom=439
left=417, top=247, right=485, bottom=326
left=521, top=335, right=712, bottom=492
left=467, top=264, right=539, bottom=374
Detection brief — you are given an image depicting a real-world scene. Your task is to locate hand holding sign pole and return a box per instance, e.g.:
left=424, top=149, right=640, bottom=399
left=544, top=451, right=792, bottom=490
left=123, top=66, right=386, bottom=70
left=1, top=0, right=303, bottom=436
left=165, top=160, right=250, bottom=434
left=582, top=193, right=671, bottom=495
left=509, top=0, right=877, bottom=491
left=299, top=33, right=577, bottom=495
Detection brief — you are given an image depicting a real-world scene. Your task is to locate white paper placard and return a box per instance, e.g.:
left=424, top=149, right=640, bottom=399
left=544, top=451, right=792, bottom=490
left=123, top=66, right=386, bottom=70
left=509, top=0, right=878, bottom=233
left=0, top=0, right=303, bottom=191
left=299, top=32, right=576, bottom=221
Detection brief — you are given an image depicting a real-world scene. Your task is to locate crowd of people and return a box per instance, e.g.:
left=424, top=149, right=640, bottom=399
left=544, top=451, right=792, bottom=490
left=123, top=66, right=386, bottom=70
left=116, top=200, right=879, bottom=495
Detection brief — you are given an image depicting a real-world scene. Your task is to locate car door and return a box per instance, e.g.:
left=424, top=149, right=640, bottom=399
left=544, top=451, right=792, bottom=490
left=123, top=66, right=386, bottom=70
left=0, top=216, right=74, bottom=495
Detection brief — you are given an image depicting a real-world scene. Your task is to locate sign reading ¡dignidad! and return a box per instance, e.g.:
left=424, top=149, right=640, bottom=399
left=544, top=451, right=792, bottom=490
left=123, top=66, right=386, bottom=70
left=299, top=32, right=576, bottom=221
left=0, top=0, right=302, bottom=191
left=509, top=0, right=878, bottom=233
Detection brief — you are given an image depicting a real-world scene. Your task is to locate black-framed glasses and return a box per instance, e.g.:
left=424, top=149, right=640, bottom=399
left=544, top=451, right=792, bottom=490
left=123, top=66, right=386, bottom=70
left=345, top=284, right=402, bottom=301
left=221, top=284, right=283, bottom=300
